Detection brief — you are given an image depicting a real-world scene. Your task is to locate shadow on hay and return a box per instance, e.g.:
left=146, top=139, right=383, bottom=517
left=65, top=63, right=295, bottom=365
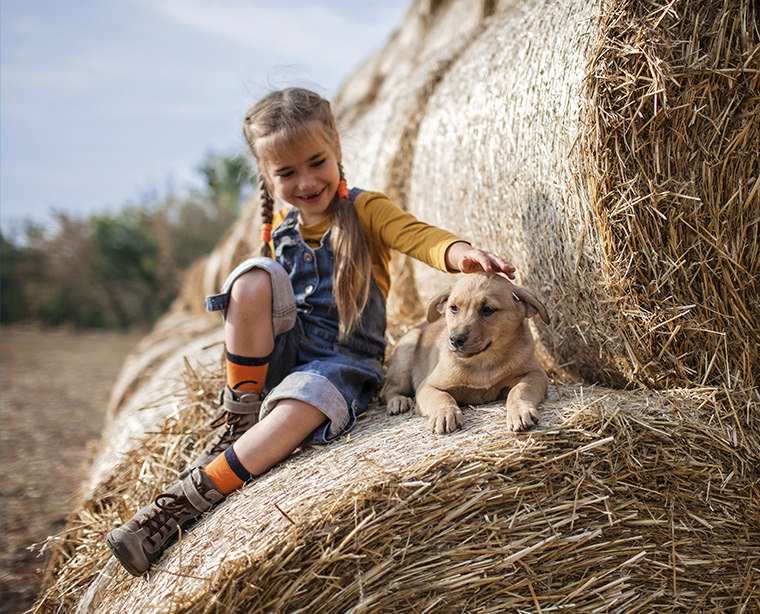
left=520, top=188, right=629, bottom=388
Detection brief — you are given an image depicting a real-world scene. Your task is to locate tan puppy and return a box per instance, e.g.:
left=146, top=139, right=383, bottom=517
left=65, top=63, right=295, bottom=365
left=383, top=272, right=549, bottom=433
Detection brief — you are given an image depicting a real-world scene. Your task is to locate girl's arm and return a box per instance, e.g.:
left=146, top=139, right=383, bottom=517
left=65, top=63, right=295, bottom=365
left=445, top=241, right=516, bottom=279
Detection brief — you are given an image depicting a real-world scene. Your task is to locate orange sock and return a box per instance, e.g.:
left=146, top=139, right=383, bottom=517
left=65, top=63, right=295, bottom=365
left=226, top=350, right=269, bottom=393
left=204, top=446, right=252, bottom=495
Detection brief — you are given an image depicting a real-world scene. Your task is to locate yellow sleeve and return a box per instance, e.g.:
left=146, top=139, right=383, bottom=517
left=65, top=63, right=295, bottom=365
left=265, top=207, right=289, bottom=254
left=272, top=207, right=289, bottom=230
left=354, top=191, right=465, bottom=273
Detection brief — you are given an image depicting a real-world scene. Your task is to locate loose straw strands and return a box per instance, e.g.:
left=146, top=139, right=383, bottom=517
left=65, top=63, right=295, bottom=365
left=584, top=0, right=760, bottom=389
left=33, top=375, right=760, bottom=613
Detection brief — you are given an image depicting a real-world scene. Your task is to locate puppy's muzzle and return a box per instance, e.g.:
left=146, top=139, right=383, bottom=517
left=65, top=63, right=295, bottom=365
left=449, top=330, right=492, bottom=356
left=449, top=331, right=469, bottom=351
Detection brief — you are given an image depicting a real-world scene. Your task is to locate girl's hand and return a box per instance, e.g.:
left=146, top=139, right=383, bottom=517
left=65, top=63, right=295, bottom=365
left=446, top=242, right=516, bottom=279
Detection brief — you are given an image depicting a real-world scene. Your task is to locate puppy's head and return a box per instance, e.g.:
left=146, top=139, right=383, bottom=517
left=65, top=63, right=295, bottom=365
left=426, top=272, right=549, bottom=357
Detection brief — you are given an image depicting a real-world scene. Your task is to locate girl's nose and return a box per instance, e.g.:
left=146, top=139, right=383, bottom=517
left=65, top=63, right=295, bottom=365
left=298, top=172, right=318, bottom=192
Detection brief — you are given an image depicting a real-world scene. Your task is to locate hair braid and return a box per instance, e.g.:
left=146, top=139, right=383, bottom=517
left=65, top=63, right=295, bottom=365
left=258, top=174, right=274, bottom=258
left=337, top=162, right=349, bottom=199
left=330, top=164, right=371, bottom=339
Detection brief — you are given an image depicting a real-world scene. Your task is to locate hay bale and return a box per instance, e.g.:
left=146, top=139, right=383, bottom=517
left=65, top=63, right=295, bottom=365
left=85, top=314, right=223, bottom=496
left=35, top=381, right=760, bottom=613
left=584, top=0, right=760, bottom=389
left=338, top=0, right=759, bottom=389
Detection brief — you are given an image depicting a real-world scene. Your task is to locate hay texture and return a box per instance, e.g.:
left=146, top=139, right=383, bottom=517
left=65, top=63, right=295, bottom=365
left=34, top=378, right=760, bottom=613
left=32, top=0, right=760, bottom=612
left=338, top=0, right=759, bottom=389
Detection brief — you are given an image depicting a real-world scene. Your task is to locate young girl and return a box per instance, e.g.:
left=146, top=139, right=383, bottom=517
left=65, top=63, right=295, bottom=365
left=106, top=87, right=516, bottom=576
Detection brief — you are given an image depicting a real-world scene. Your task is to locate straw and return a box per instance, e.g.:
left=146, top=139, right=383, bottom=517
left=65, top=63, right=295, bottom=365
left=33, top=373, right=760, bottom=613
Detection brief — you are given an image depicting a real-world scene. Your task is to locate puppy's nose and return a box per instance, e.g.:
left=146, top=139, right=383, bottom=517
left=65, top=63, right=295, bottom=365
left=449, top=332, right=468, bottom=350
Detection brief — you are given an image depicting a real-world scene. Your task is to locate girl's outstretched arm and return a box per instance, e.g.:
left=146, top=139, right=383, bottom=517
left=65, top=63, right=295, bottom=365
left=445, top=241, right=516, bottom=279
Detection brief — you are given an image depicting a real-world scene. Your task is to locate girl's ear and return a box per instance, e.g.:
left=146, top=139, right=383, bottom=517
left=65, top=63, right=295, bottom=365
left=426, top=289, right=451, bottom=323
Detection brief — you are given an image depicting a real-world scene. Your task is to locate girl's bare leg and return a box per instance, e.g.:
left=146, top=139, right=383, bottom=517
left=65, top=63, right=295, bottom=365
left=179, top=268, right=282, bottom=476
left=225, top=269, right=325, bottom=475
left=232, top=399, right=325, bottom=476
left=225, top=268, right=275, bottom=357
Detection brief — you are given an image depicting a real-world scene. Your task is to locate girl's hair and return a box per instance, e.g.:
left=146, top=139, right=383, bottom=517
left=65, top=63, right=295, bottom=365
left=243, top=88, right=372, bottom=339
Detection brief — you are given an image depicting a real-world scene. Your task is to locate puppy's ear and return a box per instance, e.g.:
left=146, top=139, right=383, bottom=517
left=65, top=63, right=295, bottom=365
left=512, top=287, right=550, bottom=324
left=425, top=289, right=450, bottom=323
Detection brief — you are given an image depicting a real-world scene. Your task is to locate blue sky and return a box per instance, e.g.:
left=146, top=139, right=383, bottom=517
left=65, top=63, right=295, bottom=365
left=1, top=0, right=410, bottom=237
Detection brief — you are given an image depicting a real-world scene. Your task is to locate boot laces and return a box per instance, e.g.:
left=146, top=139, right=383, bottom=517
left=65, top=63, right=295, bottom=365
left=139, top=493, right=192, bottom=547
left=208, top=410, right=231, bottom=430
left=207, top=414, right=249, bottom=455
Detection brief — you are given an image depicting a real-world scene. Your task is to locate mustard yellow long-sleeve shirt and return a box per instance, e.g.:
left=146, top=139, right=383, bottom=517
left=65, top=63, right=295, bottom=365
left=271, top=190, right=463, bottom=298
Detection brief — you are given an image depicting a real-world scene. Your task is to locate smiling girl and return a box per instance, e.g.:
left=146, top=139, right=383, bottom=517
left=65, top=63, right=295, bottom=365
left=106, top=87, right=515, bottom=576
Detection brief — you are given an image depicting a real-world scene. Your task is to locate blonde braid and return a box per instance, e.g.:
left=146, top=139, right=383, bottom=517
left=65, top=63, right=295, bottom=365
left=258, top=174, right=274, bottom=258
left=330, top=164, right=371, bottom=339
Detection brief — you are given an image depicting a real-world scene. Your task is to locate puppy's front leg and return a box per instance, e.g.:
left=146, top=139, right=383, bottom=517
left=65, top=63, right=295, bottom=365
left=505, top=370, right=548, bottom=431
left=383, top=328, right=420, bottom=416
left=416, top=384, right=463, bottom=434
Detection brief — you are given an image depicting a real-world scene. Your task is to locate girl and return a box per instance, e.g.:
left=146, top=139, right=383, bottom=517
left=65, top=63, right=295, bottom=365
left=106, top=88, right=515, bottom=576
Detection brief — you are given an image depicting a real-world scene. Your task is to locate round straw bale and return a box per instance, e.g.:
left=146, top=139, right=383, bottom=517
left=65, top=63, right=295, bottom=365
left=338, top=0, right=759, bottom=390
left=584, top=0, right=760, bottom=390
left=35, top=382, right=760, bottom=613
left=336, top=1, right=526, bottom=322
left=85, top=315, right=224, bottom=497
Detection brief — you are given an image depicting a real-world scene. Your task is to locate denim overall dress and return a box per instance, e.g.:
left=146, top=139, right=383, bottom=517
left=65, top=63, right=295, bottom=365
left=206, top=198, right=386, bottom=444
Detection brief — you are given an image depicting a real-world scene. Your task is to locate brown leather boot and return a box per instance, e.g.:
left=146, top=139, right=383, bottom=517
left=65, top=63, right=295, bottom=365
left=106, top=468, right=224, bottom=576
left=179, top=386, right=262, bottom=479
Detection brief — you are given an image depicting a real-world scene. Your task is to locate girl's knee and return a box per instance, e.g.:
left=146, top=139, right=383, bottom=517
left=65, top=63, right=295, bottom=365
left=229, top=269, right=272, bottom=308
left=225, top=269, right=275, bottom=353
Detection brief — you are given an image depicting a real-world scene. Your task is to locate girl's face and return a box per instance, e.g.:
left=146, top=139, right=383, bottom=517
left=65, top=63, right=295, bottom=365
left=263, top=127, right=341, bottom=226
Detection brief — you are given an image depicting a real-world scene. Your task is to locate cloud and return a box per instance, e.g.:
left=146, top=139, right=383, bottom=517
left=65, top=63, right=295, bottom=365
left=143, top=1, right=405, bottom=83
left=0, top=1, right=410, bottom=232
left=151, top=2, right=350, bottom=52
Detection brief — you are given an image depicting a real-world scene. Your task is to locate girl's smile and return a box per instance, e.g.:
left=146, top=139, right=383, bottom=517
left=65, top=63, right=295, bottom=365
left=299, top=186, right=327, bottom=204
left=265, top=130, right=341, bottom=226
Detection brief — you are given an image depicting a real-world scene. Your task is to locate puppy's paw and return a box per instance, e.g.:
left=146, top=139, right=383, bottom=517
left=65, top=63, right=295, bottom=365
left=506, top=403, right=539, bottom=432
left=387, top=395, right=414, bottom=415
left=428, top=405, right=464, bottom=434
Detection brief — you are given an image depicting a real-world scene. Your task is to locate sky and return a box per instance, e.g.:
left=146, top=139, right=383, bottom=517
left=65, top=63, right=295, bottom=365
left=0, top=0, right=411, bottom=238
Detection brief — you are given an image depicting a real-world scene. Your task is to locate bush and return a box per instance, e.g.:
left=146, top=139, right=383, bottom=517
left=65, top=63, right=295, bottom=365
left=2, top=152, right=253, bottom=329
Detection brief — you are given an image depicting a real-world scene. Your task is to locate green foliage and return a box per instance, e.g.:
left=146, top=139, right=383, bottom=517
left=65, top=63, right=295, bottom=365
left=1, top=152, right=254, bottom=329
left=1, top=233, right=34, bottom=322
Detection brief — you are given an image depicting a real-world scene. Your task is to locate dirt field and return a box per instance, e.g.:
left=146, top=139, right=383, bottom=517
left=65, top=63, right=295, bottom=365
left=1, top=325, right=144, bottom=614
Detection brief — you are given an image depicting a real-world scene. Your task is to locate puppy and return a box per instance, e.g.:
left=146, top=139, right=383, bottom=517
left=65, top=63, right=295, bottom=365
left=383, top=272, right=549, bottom=433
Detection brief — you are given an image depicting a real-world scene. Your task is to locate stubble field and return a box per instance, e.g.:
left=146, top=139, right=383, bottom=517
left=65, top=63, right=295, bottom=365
left=1, top=326, right=143, bottom=614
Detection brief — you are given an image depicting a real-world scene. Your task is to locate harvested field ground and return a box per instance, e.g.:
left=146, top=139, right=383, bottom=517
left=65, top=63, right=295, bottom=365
left=1, top=325, right=143, bottom=614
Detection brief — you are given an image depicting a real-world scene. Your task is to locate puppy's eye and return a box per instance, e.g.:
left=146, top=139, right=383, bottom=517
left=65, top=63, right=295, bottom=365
left=449, top=305, right=459, bottom=315
left=480, top=305, right=497, bottom=317
left=512, top=292, right=521, bottom=302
